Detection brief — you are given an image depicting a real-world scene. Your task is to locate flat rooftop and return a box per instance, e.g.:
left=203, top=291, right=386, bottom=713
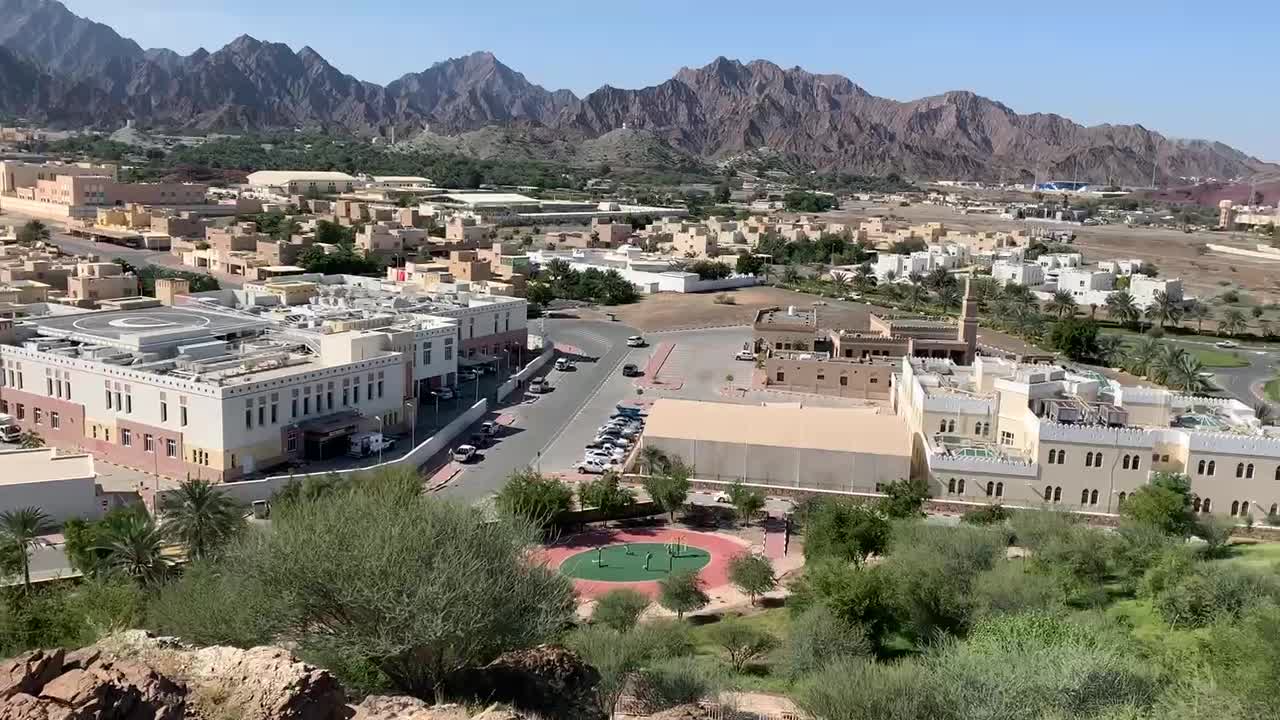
left=28, top=306, right=267, bottom=352
left=644, top=399, right=910, bottom=456
left=0, top=448, right=94, bottom=484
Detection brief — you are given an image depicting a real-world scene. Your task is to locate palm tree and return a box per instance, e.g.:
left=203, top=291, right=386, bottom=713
left=1127, top=337, right=1164, bottom=377
left=827, top=272, right=851, bottom=294
left=0, top=507, right=55, bottom=592
left=638, top=446, right=670, bottom=476
left=1047, top=290, right=1078, bottom=320
left=1220, top=308, right=1248, bottom=337
left=1094, top=335, right=1125, bottom=367
left=1104, top=290, right=1140, bottom=328
left=923, top=267, right=953, bottom=292
left=884, top=269, right=898, bottom=284
left=905, top=284, right=929, bottom=311
left=159, top=478, right=245, bottom=561
left=1165, top=352, right=1209, bottom=393
left=102, top=515, right=171, bottom=586
left=1184, top=300, right=1212, bottom=334
left=17, top=430, right=44, bottom=449
left=971, top=277, right=1001, bottom=312
left=1148, top=291, right=1183, bottom=328
left=852, top=263, right=875, bottom=293
left=936, top=285, right=962, bottom=309
left=782, top=265, right=801, bottom=285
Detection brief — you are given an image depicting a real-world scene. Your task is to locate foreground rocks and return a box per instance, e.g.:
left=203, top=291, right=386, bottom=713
left=0, top=633, right=597, bottom=720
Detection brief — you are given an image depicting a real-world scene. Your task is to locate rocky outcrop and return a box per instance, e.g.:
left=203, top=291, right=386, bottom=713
left=1, top=634, right=599, bottom=720
left=458, top=644, right=601, bottom=720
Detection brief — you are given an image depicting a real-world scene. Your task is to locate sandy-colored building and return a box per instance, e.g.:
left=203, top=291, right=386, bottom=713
left=640, top=399, right=911, bottom=493
left=65, top=262, right=139, bottom=306
left=0, top=161, right=117, bottom=195
left=445, top=217, right=495, bottom=244
left=897, top=355, right=1280, bottom=519
left=0, top=448, right=100, bottom=523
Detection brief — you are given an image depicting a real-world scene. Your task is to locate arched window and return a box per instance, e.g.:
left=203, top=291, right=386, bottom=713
left=1208, top=460, right=1216, bottom=476
left=1270, top=503, right=1278, bottom=517
left=949, top=420, right=957, bottom=433
left=948, top=478, right=956, bottom=494
left=940, top=420, right=948, bottom=433
left=1133, top=456, right=1140, bottom=470
left=1122, top=455, right=1131, bottom=470
left=1236, top=463, right=1245, bottom=478
left=985, top=481, right=994, bottom=497
left=1118, top=492, right=1128, bottom=507
left=1275, top=466, right=1280, bottom=481
left=1246, top=464, right=1254, bottom=479
left=1203, top=498, right=1212, bottom=513
left=1198, top=459, right=1206, bottom=475
left=957, top=479, right=966, bottom=494
left=1043, top=486, right=1053, bottom=501
left=1231, top=500, right=1240, bottom=516
left=1090, top=489, right=1099, bottom=506
left=1053, top=486, right=1062, bottom=502
left=1193, top=497, right=1202, bottom=512
left=995, top=482, right=1004, bottom=498
left=1081, top=489, right=1090, bottom=505
left=1085, top=451, right=1094, bottom=467
left=1048, top=449, right=1057, bottom=464
left=1241, top=501, right=1250, bottom=516
left=1094, top=453, right=1103, bottom=467
left=1059, top=451, right=1066, bottom=464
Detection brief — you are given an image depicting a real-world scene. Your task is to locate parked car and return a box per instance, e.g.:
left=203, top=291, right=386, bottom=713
left=459, top=369, right=479, bottom=381
left=1215, top=340, right=1239, bottom=349
left=622, top=364, right=642, bottom=377
left=555, top=358, right=570, bottom=371
left=529, top=378, right=549, bottom=394
left=577, top=458, right=615, bottom=475
left=713, top=491, right=732, bottom=503
left=735, top=349, right=755, bottom=361
left=468, top=432, right=490, bottom=449
left=452, top=445, right=477, bottom=463
left=433, top=387, right=455, bottom=400
left=626, top=335, right=647, bottom=347
left=585, top=448, right=625, bottom=464
left=481, top=421, right=500, bottom=436
left=614, top=405, right=647, bottom=419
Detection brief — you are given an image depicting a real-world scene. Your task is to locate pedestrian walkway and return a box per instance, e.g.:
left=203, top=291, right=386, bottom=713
left=763, top=516, right=788, bottom=560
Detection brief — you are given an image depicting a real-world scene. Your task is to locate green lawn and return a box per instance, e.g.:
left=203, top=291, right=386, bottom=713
left=1220, top=541, right=1280, bottom=569
left=559, top=543, right=709, bottom=581
left=689, top=607, right=794, bottom=693
left=1266, top=378, right=1280, bottom=402
left=1101, top=331, right=1252, bottom=368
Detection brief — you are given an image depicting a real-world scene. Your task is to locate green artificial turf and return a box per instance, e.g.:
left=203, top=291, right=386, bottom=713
left=559, top=542, right=710, bottom=582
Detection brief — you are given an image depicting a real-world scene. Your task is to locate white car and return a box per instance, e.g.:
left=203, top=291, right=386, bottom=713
left=577, top=458, right=615, bottom=474
left=735, top=349, right=755, bottom=361
left=529, top=378, right=549, bottom=394
left=626, top=335, right=646, bottom=347
left=1215, top=340, right=1239, bottom=349
left=433, top=387, right=455, bottom=400
left=713, top=491, right=732, bottom=503
left=452, top=445, right=477, bottom=463
left=585, top=448, right=625, bottom=464
left=555, top=358, right=570, bottom=371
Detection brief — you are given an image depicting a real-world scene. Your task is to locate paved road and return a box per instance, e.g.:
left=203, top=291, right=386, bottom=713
left=439, top=317, right=643, bottom=502
left=40, top=226, right=244, bottom=289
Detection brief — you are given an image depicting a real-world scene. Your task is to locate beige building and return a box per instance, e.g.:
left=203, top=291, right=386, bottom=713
left=65, top=262, right=139, bottom=306
left=18, top=176, right=207, bottom=207
left=640, top=398, right=911, bottom=493
left=246, top=171, right=357, bottom=197
left=0, top=448, right=100, bottom=523
left=445, top=216, right=494, bottom=244
left=897, top=356, right=1280, bottom=519
left=0, top=161, right=118, bottom=195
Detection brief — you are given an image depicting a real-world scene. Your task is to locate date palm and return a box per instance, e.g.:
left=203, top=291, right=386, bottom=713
left=1126, top=337, right=1164, bottom=378
left=101, top=515, right=171, bottom=586
left=1046, top=290, right=1078, bottom=319
left=782, top=265, right=801, bottom=285
left=1094, top=335, right=1125, bottom=367
left=1104, top=290, right=1140, bottom=328
left=1184, top=300, right=1212, bottom=334
left=827, top=272, right=850, bottom=293
left=905, top=283, right=929, bottom=311
left=1220, top=308, right=1248, bottom=337
left=1165, top=352, right=1209, bottom=393
left=936, top=285, right=962, bottom=309
left=0, top=507, right=55, bottom=591
left=1147, top=290, right=1182, bottom=328
left=159, top=478, right=245, bottom=560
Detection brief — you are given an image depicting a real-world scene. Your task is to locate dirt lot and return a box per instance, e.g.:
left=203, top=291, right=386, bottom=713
left=602, top=285, right=872, bottom=332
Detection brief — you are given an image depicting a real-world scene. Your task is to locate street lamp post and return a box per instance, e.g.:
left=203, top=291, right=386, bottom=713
left=375, top=415, right=384, bottom=465
left=406, top=399, right=417, bottom=446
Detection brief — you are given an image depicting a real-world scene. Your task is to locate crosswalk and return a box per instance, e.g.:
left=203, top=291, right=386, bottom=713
left=551, top=329, right=614, bottom=356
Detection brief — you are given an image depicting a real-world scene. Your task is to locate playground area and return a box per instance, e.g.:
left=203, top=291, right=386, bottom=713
left=540, top=526, right=750, bottom=599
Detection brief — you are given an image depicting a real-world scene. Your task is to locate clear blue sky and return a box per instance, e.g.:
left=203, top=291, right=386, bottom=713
left=63, top=0, right=1278, bottom=161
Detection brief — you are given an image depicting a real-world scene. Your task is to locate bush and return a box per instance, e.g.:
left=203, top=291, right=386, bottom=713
left=712, top=293, right=736, bottom=305
left=636, top=618, right=695, bottom=659
left=1151, top=563, right=1280, bottom=629
left=1195, top=515, right=1236, bottom=559
left=969, top=561, right=1066, bottom=619
left=788, top=561, right=897, bottom=651
left=659, top=570, right=709, bottom=619
left=593, top=589, right=651, bottom=632
left=796, top=658, right=950, bottom=720
left=494, top=467, right=573, bottom=529
left=707, top=617, right=778, bottom=672
left=631, top=656, right=721, bottom=712
left=960, top=504, right=1010, bottom=526
left=803, top=500, right=890, bottom=564
left=784, top=604, right=871, bottom=679
left=727, top=553, right=775, bottom=604
left=882, top=523, right=1005, bottom=641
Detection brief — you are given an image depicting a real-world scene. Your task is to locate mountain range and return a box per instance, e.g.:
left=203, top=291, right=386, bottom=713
left=1, top=0, right=1273, bottom=184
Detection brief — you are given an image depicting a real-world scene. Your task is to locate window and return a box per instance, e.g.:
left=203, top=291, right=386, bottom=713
left=160, top=401, right=168, bottom=423
left=1122, top=455, right=1131, bottom=470
left=304, top=397, right=312, bottom=414
left=1197, top=459, right=1206, bottom=475
left=1231, top=500, right=1240, bottom=516
left=271, top=403, right=278, bottom=424
left=166, top=439, right=177, bottom=458
left=1000, top=431, right=1014, bottom=445
left=125, top=394, right=132, bottom=413
left=106, top=388, right=113, bottom=409
left=1090, top=489, right=1099, bottom=505
left=423, top=342, right=432, bottom=365
left=995, top=482, right=1003, bottom=498
left=1132, top=455, right=1140, bottom=471
left=50, top=412, right=59, bottom=429
left=1152, top=453, right=1160, bottom=462
left=985, top=481, right=994, bottom=497
left=957, top=478, right=966, bottom=494
left=144, top=434, right=154, bottom=452
left=1048, top=449, right=1058, bottom=464
left=33, top=408, right=41, bottom=425
left=1118, top=492, right=1128, bottom=507
left=776, top=371, right=785, bottom=382
left=121, top=428, right=132, bottom=447
left=180, top=406, right=188, bottom=427
left=245, top=408, right=253, bottom=429
left=1082, top=489, right=1090, bottom=505
left=1271, top=503, right=1279, bottom=518
left=1208, top=460, right=1216, bottom=476
left=1053, top=486, right=1062, bottom=502
left=1094, top=452, right=1103, bottom=467
left=1246, top=463, right=1254, bottom=479
left=870, top=377, right=878, bottom=384
left=839, top=376, right=848, bottom=387
left=1161, top=454, right=1169, bottom=462
left=940, top=420, right=948, bottom=433
left=1237, top=462, right=1245, bottom=478
left=1043, top=486, right=1053, bottom=501
left=287, top=434, right=298, bottom=452
left=292, top=398, right=298, bottom=417
left=1241, top=500, right=1250, bottom=517
left=377, top=380, right=384, bottom=398
left=1086, top=451, right=1094, bottom=467
left=948, top=478, right=956, bottom=494
left=1203, top=498, right=1212, bottom=513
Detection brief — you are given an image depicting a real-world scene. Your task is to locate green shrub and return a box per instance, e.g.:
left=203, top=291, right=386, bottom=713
left=592, top=589, right=651, bottom=632
left=784, top=604, right=871, bottom=679
left=969, top=561, right=1066, bottom=619
left=960, top=504, right=1010, bottom=526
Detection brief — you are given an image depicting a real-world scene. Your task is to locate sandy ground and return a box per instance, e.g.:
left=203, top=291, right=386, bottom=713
left=599, top=286, right=869, bottom=332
